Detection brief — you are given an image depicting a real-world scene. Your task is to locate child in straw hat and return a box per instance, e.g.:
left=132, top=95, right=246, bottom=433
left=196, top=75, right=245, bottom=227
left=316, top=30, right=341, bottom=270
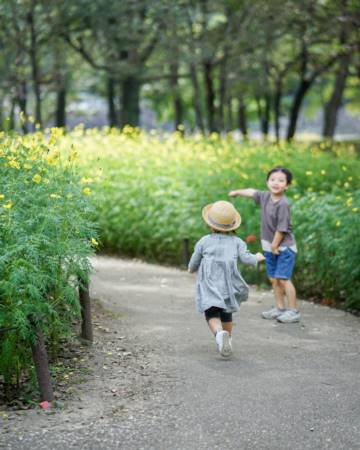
left=188, top=200, right=265, bottom=357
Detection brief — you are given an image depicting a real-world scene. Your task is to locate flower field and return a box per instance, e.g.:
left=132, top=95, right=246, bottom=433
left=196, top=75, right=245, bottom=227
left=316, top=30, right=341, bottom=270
left=54, top=126, right=359, bottom=311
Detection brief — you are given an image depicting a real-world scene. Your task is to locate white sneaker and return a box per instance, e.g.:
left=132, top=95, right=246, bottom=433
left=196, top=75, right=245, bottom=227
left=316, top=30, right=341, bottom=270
left=261, top=307, right=286, bottom=320
left=277, top=309, right=301, bottom=323
left=216, top=331, right=232, bottom=357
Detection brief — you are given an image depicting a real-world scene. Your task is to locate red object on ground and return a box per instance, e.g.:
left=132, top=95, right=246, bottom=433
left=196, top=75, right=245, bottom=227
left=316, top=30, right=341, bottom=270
left=40, top=401, right=50, bottom=409
left=246, top=235, right=257, bottom=243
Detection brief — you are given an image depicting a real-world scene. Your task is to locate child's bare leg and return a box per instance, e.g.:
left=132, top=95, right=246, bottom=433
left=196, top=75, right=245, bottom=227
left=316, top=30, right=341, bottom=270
left=207, top=317, right=223, bottom=335
left=280, top=279, right=297, bottom=310
left=270, top=278, right=286, bottom=309
left=221, top=321, right=233, bottom=335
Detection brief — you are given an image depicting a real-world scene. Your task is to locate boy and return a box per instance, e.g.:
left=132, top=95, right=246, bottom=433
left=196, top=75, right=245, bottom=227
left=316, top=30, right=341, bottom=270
left=229, top=166, right=300, bottom=323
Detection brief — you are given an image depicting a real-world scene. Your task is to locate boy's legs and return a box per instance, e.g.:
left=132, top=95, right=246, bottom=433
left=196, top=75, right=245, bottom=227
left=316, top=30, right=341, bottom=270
left=270, top=277, right=286, bottom=310
left=279, top=279, right=297, bottom=310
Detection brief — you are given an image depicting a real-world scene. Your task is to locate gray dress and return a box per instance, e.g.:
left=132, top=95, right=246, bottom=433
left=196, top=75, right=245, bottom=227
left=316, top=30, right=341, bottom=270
left=188, top=234, right=258, bottom=313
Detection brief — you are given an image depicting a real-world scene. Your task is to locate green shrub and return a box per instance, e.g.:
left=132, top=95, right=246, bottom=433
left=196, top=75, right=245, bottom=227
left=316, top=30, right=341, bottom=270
left=60, top=129, right=360, bottom=310
left=0, top=130, right=97, bottom=388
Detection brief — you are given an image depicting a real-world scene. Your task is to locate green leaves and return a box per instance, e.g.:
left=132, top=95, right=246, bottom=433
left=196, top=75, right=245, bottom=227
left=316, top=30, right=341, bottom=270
left=0, top=132, right=97, bottom=386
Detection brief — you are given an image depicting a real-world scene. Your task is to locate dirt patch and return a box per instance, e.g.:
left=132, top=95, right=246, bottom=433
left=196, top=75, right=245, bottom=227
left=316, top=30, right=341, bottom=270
left=0, top=296, right=159, bottom=438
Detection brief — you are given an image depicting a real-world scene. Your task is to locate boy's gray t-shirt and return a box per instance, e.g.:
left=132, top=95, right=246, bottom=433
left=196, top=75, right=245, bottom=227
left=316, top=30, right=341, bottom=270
left=253, top=190, right=297, bottom=252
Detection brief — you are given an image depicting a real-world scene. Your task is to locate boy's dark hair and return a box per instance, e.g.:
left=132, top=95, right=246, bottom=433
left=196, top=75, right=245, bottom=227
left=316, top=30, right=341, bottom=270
left=266, top=166, right=293, bottom=185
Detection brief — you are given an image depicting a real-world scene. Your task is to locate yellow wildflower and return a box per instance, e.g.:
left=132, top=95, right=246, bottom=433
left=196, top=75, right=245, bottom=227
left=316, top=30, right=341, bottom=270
left=346, top=198, right=353, bottom=207
left=320, top=170, right=326, bottom=175
left=305, top=171, right=313, bottom=176
left=8, top=160, right=20, bottom=169
left=91, top=238, right=99, bottom=247
left=81, top=177, right=94, bottom=184
left=82, top=187, right=91, bottom=196
left=336, top=220, right=341, bottom=227
left=352, top=208, right=358, bottom=213
left=23, top=163, right=33, bottom=170
left=0, top=194, right=4, bottom=200
left=32, top=174, right=42, bottom=184
left=3, top=201, right=13, bottom=209
left=50, top=194, right=61, bottom=199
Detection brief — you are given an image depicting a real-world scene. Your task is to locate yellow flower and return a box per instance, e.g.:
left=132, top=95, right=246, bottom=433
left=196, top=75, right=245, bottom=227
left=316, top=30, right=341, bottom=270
left=293, top=194, right=300, bottom=199
left=336, top=220, right=341, bottom=227
left=346, top=198, right=353, bottom=207
left=0, top=194, right=4, bottom=200
left=23, top=163, right=33, bottom=170
left=320, top=170, right=326, bottom=175
left=91, top=238, right=99, bottom=247
left=32, top=174, right=42, bottom=184
left=80, top=177, right=94, bottom=184
left=82, top=187, right=91, bottom=196
left=352, top=208, right=358, bottom=213
left=3, top=201, right=13, bottom=209
left=8, top=160, right=20, bottom=169
left=50, top=194, right=61, bottom=199
left=305, top=171, right=313, bottom=176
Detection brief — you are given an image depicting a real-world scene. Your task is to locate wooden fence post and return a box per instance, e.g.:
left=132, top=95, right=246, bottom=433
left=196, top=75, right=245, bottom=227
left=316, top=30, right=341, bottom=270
left=28, top=316, right=54, bottom=402
left=78, top=277, right=93, bottom=342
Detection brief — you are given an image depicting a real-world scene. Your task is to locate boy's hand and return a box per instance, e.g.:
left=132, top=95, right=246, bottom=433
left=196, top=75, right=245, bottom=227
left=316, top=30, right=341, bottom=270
left=271, top=245, right=280, bottom=255
left=256, top=252, right=265, bottom=262
left=228, top=190, right=239, bottom=197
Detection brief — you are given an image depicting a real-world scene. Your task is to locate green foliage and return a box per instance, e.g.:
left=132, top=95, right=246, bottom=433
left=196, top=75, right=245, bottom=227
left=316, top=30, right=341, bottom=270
left=0, top=130, right=97, bottom=387
left=293, top=191, right=360, bottom=310
left=68, top=128, right=360, bottom=310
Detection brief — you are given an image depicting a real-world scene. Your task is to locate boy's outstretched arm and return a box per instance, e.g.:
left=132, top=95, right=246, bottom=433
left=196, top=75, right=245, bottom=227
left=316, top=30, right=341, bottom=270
left=228, top=188, right=256, bottom=198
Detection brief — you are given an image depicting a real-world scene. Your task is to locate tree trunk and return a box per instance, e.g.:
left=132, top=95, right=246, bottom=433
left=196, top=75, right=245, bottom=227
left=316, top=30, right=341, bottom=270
left=29, top=316, right=54, bottom=402
left=322, top=52, right=351, bottom=138
left=8, top=98, right=16, bottom=130
left=189, top=63, right=205, bottom=133
left=274, top=79, right=282, bottom=142
left=17, top=82, right=28, bottom=134
left=55, top=86, right=66, bottom=128
left=120, top=76, right=140, bottom=127
left=256, top=96, right=270, bottom=139
left=238, top=97, right=248, bottom=139
left=218, top=56, right=227, bottom=133
left=28, top=6, right=42, bottom=128
left=263, top=93, right=271, bottom=139
left=79, top=278, right=93, bottom=342
left=107, top=76, right=117, bottom=127
left=286, top=78, right=312, bottom=141
left=170, top=61, right=184, bottom=132
left=203, top=61, right=217, bottom=133
left=226, top=97, right=233, bottom=132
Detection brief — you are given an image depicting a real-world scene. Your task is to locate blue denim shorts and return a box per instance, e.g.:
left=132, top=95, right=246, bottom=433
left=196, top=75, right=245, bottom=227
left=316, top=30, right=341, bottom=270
left=264, top=248, right=296, bottom=280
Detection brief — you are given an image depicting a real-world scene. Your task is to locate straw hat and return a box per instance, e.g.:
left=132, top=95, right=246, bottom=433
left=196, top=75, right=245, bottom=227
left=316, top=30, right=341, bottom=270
left=202, top=201, right=241, bottom=232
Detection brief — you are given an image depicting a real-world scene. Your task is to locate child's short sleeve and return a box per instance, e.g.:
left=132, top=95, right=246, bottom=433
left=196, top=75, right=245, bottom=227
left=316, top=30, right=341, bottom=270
left=253, top=190, right=264, bottom=205
left=276, top=203, right=291, bottom=233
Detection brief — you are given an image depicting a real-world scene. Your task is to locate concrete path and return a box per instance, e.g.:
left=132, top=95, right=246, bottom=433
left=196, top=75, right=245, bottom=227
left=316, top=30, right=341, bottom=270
left=2, top=256, right=360, bottom=449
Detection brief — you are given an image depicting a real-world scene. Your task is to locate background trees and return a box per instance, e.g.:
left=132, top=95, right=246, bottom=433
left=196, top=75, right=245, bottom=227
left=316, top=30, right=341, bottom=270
left=0, top=0, right=358, bottom=139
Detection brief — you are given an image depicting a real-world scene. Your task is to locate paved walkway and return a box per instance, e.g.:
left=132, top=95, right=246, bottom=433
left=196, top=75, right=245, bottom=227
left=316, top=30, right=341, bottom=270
left=2, top=256, right=360, bottom=449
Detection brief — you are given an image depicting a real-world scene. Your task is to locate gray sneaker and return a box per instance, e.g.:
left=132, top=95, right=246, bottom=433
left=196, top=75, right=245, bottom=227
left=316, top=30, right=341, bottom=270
left=277, top=309, right=301, bottom=323
left=261, top=307, right=286, bottom=320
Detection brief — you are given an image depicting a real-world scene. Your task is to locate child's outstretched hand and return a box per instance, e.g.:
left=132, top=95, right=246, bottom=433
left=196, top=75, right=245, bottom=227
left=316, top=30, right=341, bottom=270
left=256, top=252, right=265, bottom=262
left=228, top=190, right=239, bottom=197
